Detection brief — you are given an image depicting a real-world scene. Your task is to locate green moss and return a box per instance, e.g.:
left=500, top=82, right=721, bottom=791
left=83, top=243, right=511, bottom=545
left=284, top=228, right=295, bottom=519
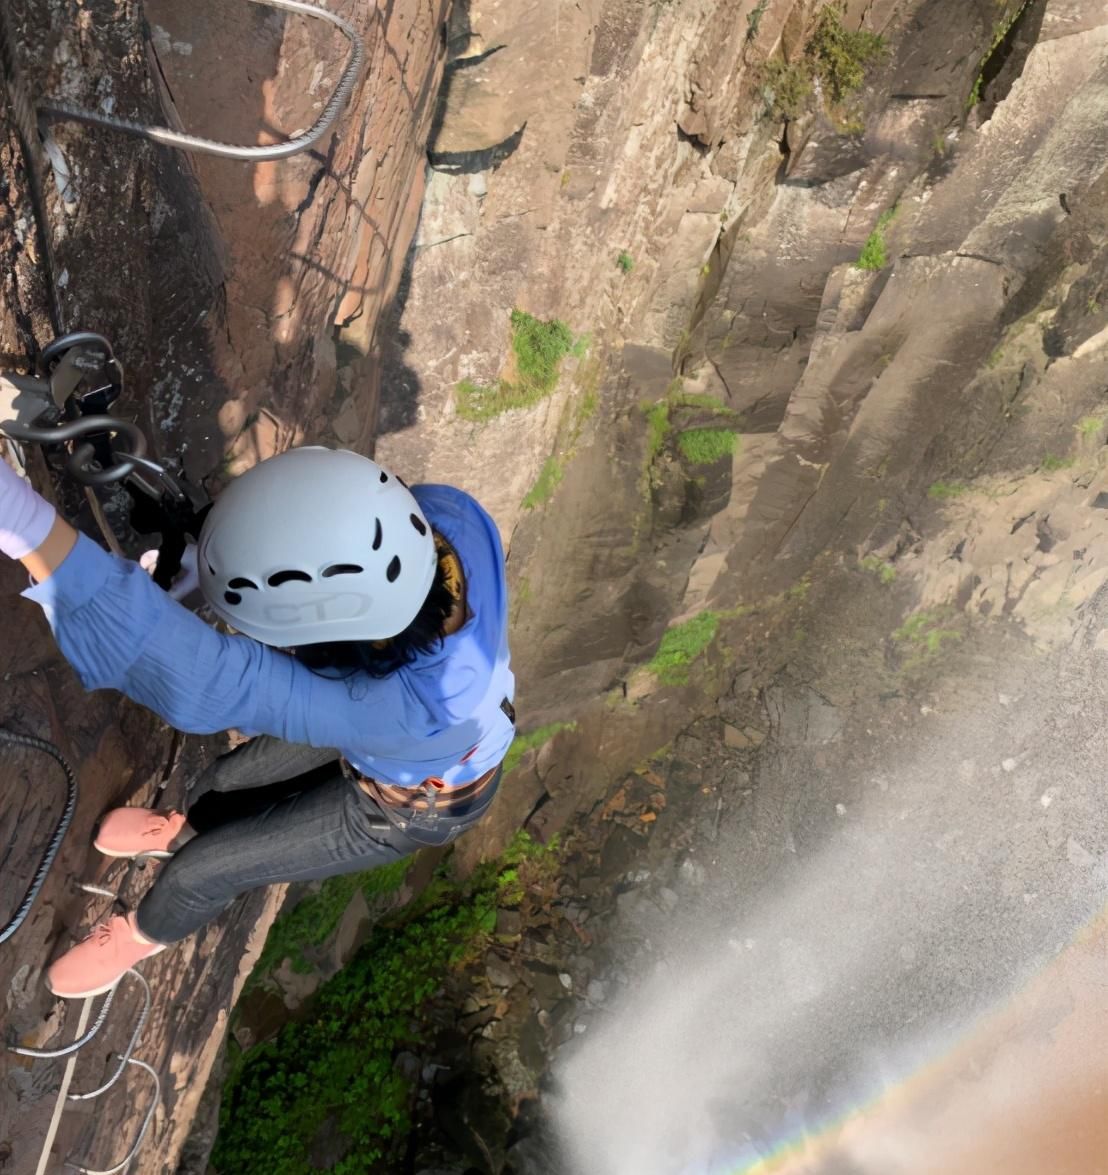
left=855, top=207, right=897, bottom=271
left=1041, top=453, right=1075, bottom=471
left=645, top=400, right=672, bottom=465
left=788, top=575, right=812, bottom=601
left=246, top=858, right=412, bottom=990
left=860, top=555, right=896, bottom=584
left=455, top=311, right=577, bottom=422
left=617, top=251, right=634, bottom=274
left=677, top=427, right=740, bottom=464
left=807, top=3, right=886, bottom=102
left=648, top=611, right=721, bottom=685
left=503, top=721, right=578, bottom=775
left=1077, top=415, right=1104, bottom=438
left=214, top=833, right=559, bottom=1175
left=928, top=480, right=969, bottom=500
left=522, top=457, right=564, bottom=510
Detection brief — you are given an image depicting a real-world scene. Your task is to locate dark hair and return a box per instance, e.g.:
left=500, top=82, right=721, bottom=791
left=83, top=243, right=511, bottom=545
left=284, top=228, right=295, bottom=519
left=292, top=544, right=458, bottom=679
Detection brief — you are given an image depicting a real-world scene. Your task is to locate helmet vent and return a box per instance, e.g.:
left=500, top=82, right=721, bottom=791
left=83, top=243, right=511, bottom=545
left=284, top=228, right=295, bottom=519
left=322, top=563, right=364, bottom=578
left=372, top=518, right=383, bottom=551
left=386, top=555, right=402, bottom=583
left=229, top=577, right=259, bottom=590
left=267, top=570, right=313, bottom=587
left=379, top=470, right=388, bottom=483
left=409, top=514, right=427, bottom=536
left=224, top=590, right=242, bottom=606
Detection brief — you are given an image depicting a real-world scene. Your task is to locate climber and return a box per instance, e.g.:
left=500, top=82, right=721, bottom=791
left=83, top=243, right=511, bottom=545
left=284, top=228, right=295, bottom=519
left=0, top=445, right=515, bottom=997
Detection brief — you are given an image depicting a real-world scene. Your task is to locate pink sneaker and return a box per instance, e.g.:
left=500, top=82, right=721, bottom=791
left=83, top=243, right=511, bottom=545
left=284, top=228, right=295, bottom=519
left=46, top=913, right=166, bottom=998
left=94, top=808, right=188, bottom=859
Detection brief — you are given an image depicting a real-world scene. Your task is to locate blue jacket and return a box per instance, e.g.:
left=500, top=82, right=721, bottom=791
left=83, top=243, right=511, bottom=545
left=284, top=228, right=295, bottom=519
left=24, top=485, right=514, bottom=787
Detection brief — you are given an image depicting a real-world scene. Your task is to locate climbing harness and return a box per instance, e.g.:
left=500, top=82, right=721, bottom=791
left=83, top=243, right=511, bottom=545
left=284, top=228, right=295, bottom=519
left=0, top=3, right=367, bottom=1168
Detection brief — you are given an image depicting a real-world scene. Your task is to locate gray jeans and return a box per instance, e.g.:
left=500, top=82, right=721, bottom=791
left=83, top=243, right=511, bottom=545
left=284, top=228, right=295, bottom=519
left=135, top=736, right=497, bottom=944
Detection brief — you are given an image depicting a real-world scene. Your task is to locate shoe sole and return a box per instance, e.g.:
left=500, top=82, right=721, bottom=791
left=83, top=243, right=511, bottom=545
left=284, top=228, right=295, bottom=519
left=93, top=842, right=175, bottom=860
left=46, top=945, right=168, bottom=999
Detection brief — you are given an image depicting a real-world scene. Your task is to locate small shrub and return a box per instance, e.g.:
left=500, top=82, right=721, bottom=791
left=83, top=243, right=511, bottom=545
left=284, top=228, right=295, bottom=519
left=511, top=310, right=574, bottom=391
left=807, top=3, right=886, bottom=103
left=648, top=611, right=721, bottom=684
left=678, top=427, right=740, bottom=464
left=860, top=555, right=896, bottom=585
left=855, top=207, right=897, bottom=271
left=456, top=311, right=577, bottom=422
left=894, top=610, right=961, bottom=658
left=617, top=251, right=634, bottom=274
left=762, top=59, right=812, bottom=120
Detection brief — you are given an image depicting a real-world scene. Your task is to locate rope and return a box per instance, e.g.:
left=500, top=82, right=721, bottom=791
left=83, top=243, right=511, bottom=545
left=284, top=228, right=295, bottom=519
left=40, top=0, right=365, bottom=161
left=0, top=730, right=78, bottom=944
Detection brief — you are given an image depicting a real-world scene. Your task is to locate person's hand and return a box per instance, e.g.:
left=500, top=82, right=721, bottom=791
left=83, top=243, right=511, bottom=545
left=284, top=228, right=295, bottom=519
left=0, top=452, right=55, bottom=560
left=139, top=540, right=201, bottom=601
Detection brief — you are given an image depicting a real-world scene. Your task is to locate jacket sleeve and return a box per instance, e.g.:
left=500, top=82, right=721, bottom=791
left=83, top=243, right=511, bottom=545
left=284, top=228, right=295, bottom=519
left=22, top=534, right=403, bottom=748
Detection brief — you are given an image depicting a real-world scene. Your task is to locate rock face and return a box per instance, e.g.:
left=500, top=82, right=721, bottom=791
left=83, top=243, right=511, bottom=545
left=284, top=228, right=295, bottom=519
left=0, top=1, right=450, bottom=1170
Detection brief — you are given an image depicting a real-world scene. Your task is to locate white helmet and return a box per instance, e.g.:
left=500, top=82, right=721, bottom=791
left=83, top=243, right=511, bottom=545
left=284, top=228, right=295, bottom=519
left=197, top=447, right=437, bottom=646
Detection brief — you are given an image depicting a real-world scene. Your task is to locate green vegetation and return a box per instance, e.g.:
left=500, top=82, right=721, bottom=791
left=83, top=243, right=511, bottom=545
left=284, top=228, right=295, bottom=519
left=894, top=610, right=961, bottom=659
left=648, top=611, right=721, bottom=684
left=860, top=555, right=896, bottom=585
left=504, top=720, right=578, bottom=775
left=214, top=832, right=560, bottom=1175
left=807, top=3, right=886, bottom=103
left=1077, top=415, right=1104, bottom=438
left=1041, top=453, right=1075, bottom=472
left=456, top=310, right=578, bottom=422
left=928, top=480, right=970, bottom=500
left=747, top=0, right=769, bottom=40
left=788, top=574, right=812, bottom=602
left=522, top=456, right=564, bottom=510
left=678, top=427, right=740, bottom=464
left=762, top=59, right=812, bottom=120
left=617, top=251, right=634, bottom=274
left=645, top=400, right=672, bottom=466
left=967, top=1, right=1032, bottom=111
left=764, top=3, right=885, bottom=120
left=855, top=207, right=897, bottom=271
left=247, top=859, right=411, bottom=988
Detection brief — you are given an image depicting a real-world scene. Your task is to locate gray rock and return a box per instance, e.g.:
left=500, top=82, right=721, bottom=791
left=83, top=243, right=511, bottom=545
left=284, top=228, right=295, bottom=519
left=586, top=979, right=608, bottom=1004
left=486, top=953, right=517, bottom=989
left=658, top=887, right=680, bottom=912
